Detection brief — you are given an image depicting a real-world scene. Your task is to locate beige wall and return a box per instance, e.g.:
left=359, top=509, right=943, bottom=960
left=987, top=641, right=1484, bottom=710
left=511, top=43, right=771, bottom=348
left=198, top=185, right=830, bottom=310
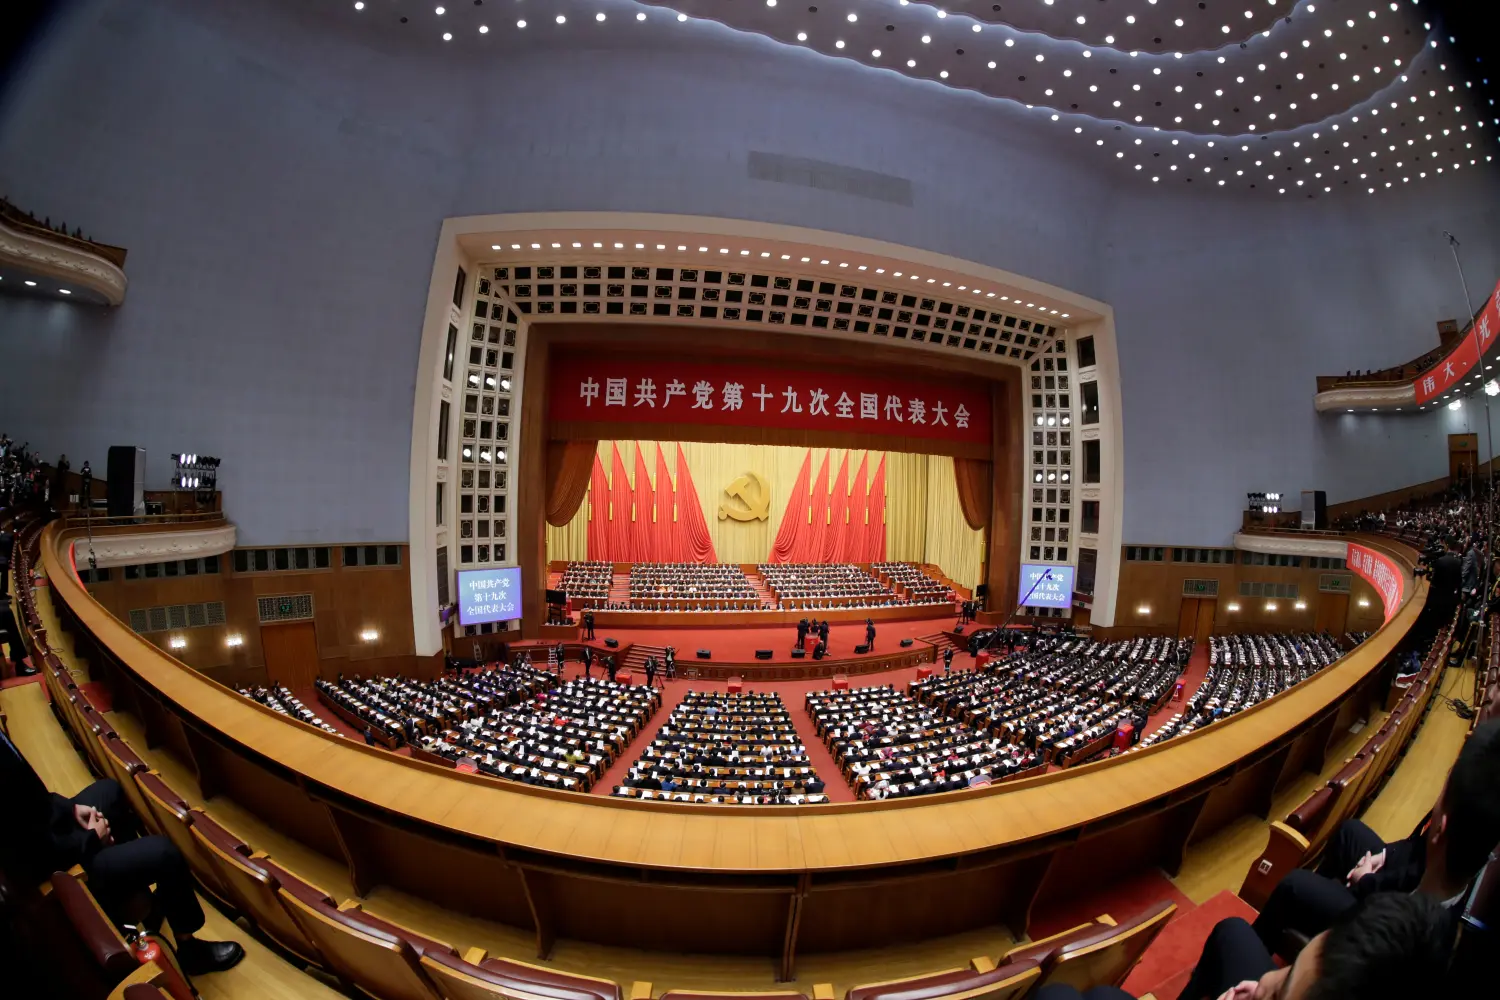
left=544, top=441, right=986, bottom=588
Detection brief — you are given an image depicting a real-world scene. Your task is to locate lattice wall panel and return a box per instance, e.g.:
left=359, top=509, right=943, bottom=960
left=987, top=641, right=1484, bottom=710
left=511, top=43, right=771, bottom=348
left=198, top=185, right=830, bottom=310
left=486, top=262, right=1059, bottom=362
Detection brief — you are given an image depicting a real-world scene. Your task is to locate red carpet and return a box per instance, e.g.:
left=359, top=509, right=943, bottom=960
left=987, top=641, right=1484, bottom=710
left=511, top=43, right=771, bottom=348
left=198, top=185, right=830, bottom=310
left=1029, top=868, right=1196, bottom=940
left=590, top=615, right=957, bottom=666
left=1121, top=890, right=1260, bottom=1000
left=1, top=673, right=42, bottom=690
left=1143, top=646, right=1210, bottom=737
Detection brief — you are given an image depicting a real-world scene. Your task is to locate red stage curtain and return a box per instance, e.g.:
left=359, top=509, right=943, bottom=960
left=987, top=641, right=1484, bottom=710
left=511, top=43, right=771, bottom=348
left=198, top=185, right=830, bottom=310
left=953, top=457, right=992, bottom=531
left=629, top=445, right=656, bottom=561
left=768, top=450, right=812, bottom=563
left=866, top=454, right=888, bottom=561
left=824, top=452, right=851, bottom=562
left=843, top=453, right=870, bottom=562
left=607, top=443, right=633, bottom=561
left=675, top=443, right=718, bottom=563
left=586, top=453, right=609, bottom=560
left=654, top=443, right=684, bottom=562
left=546, top=440, right=597, bottom=527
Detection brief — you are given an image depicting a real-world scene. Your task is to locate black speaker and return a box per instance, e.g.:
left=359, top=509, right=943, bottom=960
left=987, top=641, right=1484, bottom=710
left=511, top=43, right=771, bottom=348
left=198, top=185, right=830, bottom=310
left=755, top=649, right=773, bottom=660
left=604, top=637, right=619, bottom=648
left=900, top=638, right=914, bottom=648
left=811, top=646, right=825, bottom=660
left=790, top=648, right=806, bottom=659
left=954, top=624, right=966, bottom=634
left=854, top=643, right=869, bottom=654
left=106, top=446, right=145, bottom=517
left=696, top=649, right=711, bottom=659
left=975, top=584, right=989, bottom=598
left=1301, top=490, right=1329, bottom=530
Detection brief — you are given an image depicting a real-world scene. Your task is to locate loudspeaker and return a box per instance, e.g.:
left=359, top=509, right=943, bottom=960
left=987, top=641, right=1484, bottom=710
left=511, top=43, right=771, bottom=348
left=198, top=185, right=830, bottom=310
left=954, top=624, right=966, bottom=634
left=755, top=649, right=773, bottom=660
left=604, top=637, right=619, bottom=648
left=811, top=646, right=825, bottom=660
left=975, top=584, right=989, bottom=598
left=854, top=643, right=870, bottom=654
left=1300, top=490, right=1329, bottom=530
left=900, top=638, right=914, bottom=648
left=790, top=648, right=806, bottom=659
left=106, top=446, right=145, bottom=518
left=696, top=649, right=711, bottom=659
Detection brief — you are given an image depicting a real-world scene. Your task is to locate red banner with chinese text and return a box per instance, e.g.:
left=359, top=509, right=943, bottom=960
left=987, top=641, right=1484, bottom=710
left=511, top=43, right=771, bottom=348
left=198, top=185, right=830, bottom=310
left=1414, top=277, right=1500, bottom=404
left=548, top=356, right=992, bottom=446
left=1346, top=542, right=1403, bottom=623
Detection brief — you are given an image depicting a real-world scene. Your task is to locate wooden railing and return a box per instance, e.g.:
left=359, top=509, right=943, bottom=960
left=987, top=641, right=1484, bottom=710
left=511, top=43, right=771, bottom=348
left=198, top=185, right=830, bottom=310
left=0, top=196, right=128, bottom=268
left=34, top=518, right=1426, bottom=975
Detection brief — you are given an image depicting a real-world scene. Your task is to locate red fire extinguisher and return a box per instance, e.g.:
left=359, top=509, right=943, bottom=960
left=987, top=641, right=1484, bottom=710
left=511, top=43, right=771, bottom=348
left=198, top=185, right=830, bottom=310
left=126, top=925, right=197, bottom=1000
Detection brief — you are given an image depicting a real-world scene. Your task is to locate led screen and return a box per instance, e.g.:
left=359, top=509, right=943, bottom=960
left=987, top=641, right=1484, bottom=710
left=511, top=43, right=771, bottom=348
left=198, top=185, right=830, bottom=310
left=1019, top=564, right=1075, bottom=608
left=457, top=567, right=523, bottom=626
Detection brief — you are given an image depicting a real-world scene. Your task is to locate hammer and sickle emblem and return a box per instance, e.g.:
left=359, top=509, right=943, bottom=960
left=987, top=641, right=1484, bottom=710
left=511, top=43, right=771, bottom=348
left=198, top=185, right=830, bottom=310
left=719, top=472, right=770, bottom=522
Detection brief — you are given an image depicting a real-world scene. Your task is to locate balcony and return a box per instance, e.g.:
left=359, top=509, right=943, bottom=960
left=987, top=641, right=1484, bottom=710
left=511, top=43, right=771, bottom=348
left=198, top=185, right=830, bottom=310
left=0, top=198, right=128, bottom=305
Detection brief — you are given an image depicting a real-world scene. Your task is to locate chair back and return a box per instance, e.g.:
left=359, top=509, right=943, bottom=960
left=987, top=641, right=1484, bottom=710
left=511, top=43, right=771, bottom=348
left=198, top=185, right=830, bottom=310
left=187, top=823, right=325, bottom=966
left=277, top=889, right=444, bottom=1000
left=844, top=961, right=1040, bottom=1000
left=1034, top=901, right=1175, bottom=992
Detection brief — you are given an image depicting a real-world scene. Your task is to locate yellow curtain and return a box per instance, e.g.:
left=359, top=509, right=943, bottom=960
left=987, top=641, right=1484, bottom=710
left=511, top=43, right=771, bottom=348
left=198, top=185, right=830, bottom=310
left=883, top=451, right=928, bottom=562
left=924, top=455, right=987, bottom=591
left=544, top=442, right=980, bottom=585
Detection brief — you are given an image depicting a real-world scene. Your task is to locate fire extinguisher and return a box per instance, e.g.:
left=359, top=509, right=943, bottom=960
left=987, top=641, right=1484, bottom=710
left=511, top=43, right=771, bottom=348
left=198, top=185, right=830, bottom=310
left=125, top=925, right=197, bottom=1000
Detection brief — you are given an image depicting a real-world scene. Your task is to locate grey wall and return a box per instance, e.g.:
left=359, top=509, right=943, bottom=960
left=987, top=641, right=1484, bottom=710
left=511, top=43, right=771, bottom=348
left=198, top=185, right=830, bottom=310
left=1, top=0, right=1497, bottom=546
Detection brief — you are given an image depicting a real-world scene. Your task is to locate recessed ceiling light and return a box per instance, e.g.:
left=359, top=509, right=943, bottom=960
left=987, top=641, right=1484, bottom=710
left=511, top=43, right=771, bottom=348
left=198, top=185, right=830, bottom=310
left=797, top=32, right=807, bottom=41
left=596, top=12, right=606, bottom=21
left=637, top=12, right=646, bottom=19
left=353, top=1, right=364, bottom=8
left=677, top=12, right=687, bottom=21
left=435, top=5, right=445, bottom=13
left=58, top=288, right=71, bottom=295
left=478, top=24, right=487, bottom=33
left=555, top=15, right=565, bottom=23
left=516, top=19, right=525, bottom=27
left=24, top=280, right=37, bottom=286
left=442, top=32, right=451, bottom=40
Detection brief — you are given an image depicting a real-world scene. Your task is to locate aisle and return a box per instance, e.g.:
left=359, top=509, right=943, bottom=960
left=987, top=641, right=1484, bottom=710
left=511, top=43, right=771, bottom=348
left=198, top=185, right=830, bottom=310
left=1142, top=645, right=1210, bottom=736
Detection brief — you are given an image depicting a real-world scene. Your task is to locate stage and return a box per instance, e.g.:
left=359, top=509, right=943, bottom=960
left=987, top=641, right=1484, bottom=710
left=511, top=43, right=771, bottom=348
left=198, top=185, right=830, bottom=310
left=536, top=613, right=966, bottom=680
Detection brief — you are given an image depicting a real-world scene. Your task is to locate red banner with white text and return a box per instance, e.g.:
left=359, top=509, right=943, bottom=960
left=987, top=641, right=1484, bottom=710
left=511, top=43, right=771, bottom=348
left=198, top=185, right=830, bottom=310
left=1414, top=277, right=1500, bottom=404
left=549, top=356, right=992, bottom=446
left=1346, top=543, right=1403, bottom=623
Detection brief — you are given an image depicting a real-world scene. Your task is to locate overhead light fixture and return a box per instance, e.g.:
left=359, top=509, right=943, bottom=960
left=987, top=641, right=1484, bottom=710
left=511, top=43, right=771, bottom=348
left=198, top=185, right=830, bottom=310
left=1485, top=380, right=1499, bottom=396
left=1449, top=399, right=1463, bottom=410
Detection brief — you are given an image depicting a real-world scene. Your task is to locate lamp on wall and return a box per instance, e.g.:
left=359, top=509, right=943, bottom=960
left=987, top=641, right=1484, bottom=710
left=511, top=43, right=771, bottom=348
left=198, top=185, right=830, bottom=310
left=168, top=635, right=187, bottom=650
left=225, top=634, right=244, bottom=648
left=1265, top=602, right=1278, bottom=612
left=1357, top=597, right=1371, bottom=608
left=1294, top=600, right=1307, bottom=610
left=1226, top=602, right=1241, bottom=612
left=1135, top=604, right=1150, bottom=616
left=360, top=629, right=380, bottom=643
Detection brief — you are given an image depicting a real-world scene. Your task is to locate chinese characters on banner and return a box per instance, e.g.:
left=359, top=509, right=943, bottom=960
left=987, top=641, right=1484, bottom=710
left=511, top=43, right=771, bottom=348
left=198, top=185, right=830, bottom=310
left=457, top=566, right=523, bottom=626
left=1346, top=543, right=1403, bottom=623
left=1414, top=277, right=1500, bottom=405
left=548, top=357, right=992, bottom=446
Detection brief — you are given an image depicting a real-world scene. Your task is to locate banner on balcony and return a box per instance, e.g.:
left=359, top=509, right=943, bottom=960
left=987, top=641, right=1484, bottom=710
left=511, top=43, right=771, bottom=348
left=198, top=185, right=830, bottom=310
left=1346, top=543, right=1402, bottom=622
left=1414, top=276, right=1500, bottom=404
left=549, top=356, right=991, bottom=446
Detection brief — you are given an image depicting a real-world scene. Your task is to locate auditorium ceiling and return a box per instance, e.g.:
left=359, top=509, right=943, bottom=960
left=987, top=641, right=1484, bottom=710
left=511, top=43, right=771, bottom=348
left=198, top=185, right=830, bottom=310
left=330, top=0, right=1493, bottom=199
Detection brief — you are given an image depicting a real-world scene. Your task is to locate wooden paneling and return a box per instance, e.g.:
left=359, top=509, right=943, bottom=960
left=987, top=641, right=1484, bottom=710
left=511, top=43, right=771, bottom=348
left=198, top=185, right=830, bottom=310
left=83, top=549, right=415, bottom=677
left=261, top=621, right=320, bottom=689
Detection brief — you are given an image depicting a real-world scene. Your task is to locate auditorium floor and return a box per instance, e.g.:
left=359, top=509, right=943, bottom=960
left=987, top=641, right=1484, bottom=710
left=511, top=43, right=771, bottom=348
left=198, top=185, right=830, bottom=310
left=589, top=615, right=955, bottom=665
left=4, top=580, right=1477, bottom=998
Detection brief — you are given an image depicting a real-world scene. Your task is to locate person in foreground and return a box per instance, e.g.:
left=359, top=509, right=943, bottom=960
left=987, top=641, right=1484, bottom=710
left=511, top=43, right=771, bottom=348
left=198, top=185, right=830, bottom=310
left=1251, top=719, right=1500, bottom=954
left=1036, top=892, right=1456, bottom=1000
left=0, top=729, right=245, bottom=976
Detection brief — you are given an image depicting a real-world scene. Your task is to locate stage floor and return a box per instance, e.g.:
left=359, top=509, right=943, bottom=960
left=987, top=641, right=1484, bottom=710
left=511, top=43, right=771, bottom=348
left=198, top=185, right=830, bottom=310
left=588, top=613, right=960, bottom=666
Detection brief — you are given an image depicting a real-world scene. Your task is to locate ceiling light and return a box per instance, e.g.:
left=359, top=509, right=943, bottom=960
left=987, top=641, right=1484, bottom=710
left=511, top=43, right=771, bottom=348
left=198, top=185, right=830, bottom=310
left=596, top=12, right=606, bottom=20
left=797, top=31, right=806, bottom=40
left=555, top=15, right=565, bottom=23
left=846, top=12, right=857, bottom=21
left=58, top=288, right=71, bottom=295
left=835, top=39, right=844, bottom=48
left=24, top=280, right=36, bottom=287
left=872, top=49, right=881, bottom=57
left=677, top=12, right=687, bottom=20
left=516, top=19, right=525, bottom=27
left=353, top=1, right=363, bottom=8
left=1449, top=399, right=1463, bottom=411
left=442, top=31, right=451, bottom=40
left=435, top=5, right=445, bottom=13
left=478, top=24, right=487, bottom=33
left=638, top=12, right=646, bottom=19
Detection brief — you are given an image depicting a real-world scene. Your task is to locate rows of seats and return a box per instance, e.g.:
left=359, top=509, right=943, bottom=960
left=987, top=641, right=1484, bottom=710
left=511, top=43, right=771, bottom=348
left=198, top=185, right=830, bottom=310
left=613, top=691, right=828, bottom=803
left=312, top=662, right=555, bottom=746
left=873, top=562, right=953, bottom=602
left=808, top=685, right=1041, bottom=798
left=757, top=562, right=894, bottom=602
left=628, top=562, right=760, bottom=606
left=237, top=684, right=340, bottom=734
left=558, top=559, right=612, bottom=603
left=1239, top=614, right=1455, bottom=910
left=413, top=674, right=660, bottom=791
left=1139, top=632, right=1347, bottom=749
left=909, top=635, right=1188, bottom=765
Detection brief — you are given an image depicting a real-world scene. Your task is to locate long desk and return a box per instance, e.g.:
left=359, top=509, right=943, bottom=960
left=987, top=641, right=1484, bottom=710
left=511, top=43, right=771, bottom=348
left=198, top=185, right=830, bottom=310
left=590, top=602, right=950, bottom=628
left=40, top=520, right=1423, bottom=977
